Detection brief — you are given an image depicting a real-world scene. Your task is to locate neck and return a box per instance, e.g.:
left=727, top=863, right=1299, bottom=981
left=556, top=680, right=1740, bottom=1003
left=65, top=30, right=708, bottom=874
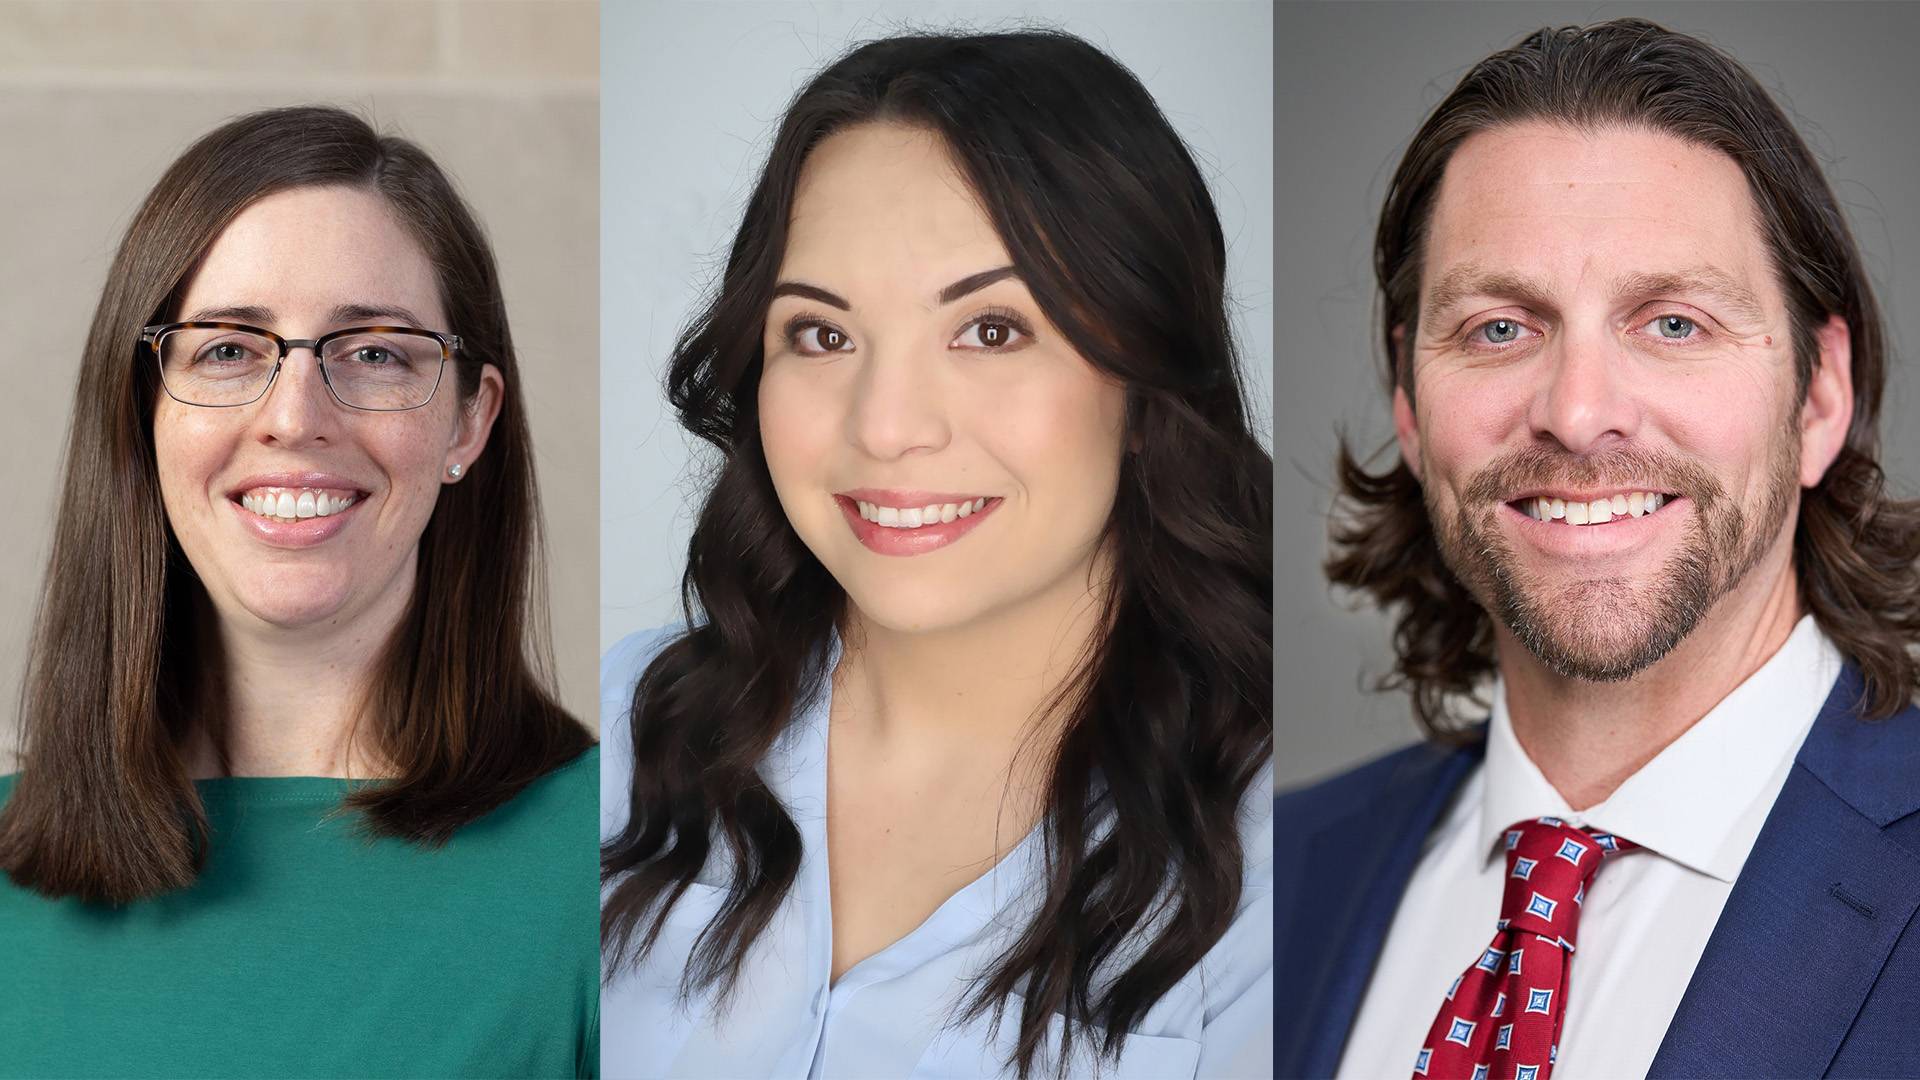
left=1498, top=539, right=1804, bottom=811
left=834, top=554, right=1113, bottom=760
left=184, top=564, right=415, bottom=779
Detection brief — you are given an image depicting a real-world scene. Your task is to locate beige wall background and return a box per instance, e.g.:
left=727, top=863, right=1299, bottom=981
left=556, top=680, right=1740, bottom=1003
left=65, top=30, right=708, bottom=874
left=0, top=0, right=599, bottom=768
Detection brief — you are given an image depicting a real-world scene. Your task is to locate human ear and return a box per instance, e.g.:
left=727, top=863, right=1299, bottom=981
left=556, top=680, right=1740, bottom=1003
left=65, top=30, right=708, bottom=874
left=445, top=363, right=505, bottom=481
left=1798, top=315, right=1853, bottom=487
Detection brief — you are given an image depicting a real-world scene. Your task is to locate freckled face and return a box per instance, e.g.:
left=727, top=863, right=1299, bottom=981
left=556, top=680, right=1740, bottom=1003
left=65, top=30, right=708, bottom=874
left=153, top=184, right=497, bottom=633
left=757, top=123, right=1128, bottom=634
left=1401, top=122, right=1811, bottom=679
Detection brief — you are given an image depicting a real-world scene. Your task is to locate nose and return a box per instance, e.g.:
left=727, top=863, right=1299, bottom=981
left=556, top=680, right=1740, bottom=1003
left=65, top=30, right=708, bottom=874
left=1527, top=323, right=1641, bottom=454
left=843, top=340, right=950, bottom=460
left=249, top=345, right=339, bottom=447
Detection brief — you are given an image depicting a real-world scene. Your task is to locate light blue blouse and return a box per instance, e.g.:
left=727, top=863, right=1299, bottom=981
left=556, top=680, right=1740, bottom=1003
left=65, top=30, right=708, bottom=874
left=599, top=627, right=1273, bottom=1079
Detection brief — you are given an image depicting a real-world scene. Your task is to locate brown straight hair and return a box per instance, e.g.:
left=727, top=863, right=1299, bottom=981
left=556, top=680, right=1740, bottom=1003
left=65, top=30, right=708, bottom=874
left=0, top=106, right=592, bottom=904
left=1328, top=19, right=1920, bottom=738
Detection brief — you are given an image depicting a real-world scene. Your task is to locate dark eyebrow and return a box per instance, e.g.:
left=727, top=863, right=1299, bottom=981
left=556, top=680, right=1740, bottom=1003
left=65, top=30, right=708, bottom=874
left=937, top=265, right=1018, bottom=305
left=182, top=304, right=274, bottom=324
left=329, top=302, right=427, bottom=328
left=1612, top=268, right=1767, bottom=325
left=1421, top=264, right=1557, bottom=328
left=175, top=303, right=429, bottom=329
left=772, top=282, right=850, bottom=310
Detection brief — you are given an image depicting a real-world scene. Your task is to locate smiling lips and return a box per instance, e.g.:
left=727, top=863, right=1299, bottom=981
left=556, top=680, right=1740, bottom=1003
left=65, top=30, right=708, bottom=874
left=837, top=491, right=999, bottom=556
left=238, top=486, right=359, bottom=523
left=228, top=477, right=368, bottom=549
left=1514, top=489, right=1674, bottom=526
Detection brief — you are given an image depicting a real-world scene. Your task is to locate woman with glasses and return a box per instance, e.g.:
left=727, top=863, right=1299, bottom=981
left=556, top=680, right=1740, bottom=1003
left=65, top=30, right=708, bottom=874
left=599, top=30, right=1273, bottom=1079
left=0, top=107, right=597, bottom=1076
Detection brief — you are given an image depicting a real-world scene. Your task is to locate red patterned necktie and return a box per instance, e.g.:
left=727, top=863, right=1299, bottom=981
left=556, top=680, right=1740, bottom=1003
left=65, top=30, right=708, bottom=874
left=1413, top=817, right=1639, bottom=1080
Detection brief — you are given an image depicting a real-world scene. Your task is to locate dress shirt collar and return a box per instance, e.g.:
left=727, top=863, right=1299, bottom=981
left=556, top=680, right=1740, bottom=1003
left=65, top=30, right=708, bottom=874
left=1480, top=615, right=1842, bottom=882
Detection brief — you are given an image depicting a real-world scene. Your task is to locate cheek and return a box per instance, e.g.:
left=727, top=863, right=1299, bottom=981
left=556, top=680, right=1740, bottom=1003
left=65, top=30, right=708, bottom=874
left=151, top=407, right=234, bottom=516
left=758, top=366, right=839, bottom=486
left=967, top=368, right=1126, bottom=509
left=1411, top=372, right=1520, bottom=492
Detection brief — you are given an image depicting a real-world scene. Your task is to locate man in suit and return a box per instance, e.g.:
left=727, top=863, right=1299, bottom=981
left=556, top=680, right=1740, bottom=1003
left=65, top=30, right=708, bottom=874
left=1277, top=19, right=1920, bottom=1079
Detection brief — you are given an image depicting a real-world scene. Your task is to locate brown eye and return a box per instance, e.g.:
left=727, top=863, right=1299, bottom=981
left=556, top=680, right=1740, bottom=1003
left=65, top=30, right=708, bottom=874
left=791, top=323, right=851, bottom=354
left=952, top=315, right=1030, bottom=351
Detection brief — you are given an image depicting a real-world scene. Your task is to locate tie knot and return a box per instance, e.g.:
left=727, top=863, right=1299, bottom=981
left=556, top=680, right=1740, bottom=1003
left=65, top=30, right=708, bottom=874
left=1495, top=818, right=1636, bottom=946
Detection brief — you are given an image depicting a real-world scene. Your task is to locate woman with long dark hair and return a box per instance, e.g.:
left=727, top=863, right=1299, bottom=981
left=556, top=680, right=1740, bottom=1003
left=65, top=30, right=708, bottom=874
left=600, top=30, right=1273, bottom=1079
left=0, top=107, right=598, bottom=1075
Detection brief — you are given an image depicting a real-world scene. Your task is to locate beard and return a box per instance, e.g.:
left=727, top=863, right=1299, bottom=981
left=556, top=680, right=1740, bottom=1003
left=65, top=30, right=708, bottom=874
left=1428, top=439, right=1800, bottom=683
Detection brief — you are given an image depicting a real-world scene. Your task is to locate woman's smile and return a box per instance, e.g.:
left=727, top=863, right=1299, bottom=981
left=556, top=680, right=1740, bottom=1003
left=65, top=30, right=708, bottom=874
left=835, top=489, right=1001, bottom=556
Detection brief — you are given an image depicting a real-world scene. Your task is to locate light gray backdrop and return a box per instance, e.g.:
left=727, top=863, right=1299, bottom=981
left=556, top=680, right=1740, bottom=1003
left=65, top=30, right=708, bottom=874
left=600, top=0, right=1275, bottom=650
left=1276, top=2, right=1920, bottom=788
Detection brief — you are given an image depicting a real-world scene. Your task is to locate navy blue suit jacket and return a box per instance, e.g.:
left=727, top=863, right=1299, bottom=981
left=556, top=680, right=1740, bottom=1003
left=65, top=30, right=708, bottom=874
left=1274, top=666, right=1920, bottom=1078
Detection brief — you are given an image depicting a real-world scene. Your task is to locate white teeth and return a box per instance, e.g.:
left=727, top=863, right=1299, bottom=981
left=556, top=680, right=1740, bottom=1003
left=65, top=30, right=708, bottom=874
left=1523, top=491, right=1670, bottom=527
left=240, top=487, right=354, bottom=523
left=858, top=497, right=991, bottom=529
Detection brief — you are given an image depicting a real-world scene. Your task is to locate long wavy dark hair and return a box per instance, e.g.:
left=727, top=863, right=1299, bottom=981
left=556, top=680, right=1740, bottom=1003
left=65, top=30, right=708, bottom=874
left=601, top=30, right=1272, bottom=1076
left=1328, top=18, right=1920, bottom=738
left=0, top=106, right=593, bottom=903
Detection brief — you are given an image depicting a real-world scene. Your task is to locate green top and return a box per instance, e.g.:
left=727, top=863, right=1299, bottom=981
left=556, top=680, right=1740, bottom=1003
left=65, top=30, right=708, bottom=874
left=0, top=747, right=600, bottom=1079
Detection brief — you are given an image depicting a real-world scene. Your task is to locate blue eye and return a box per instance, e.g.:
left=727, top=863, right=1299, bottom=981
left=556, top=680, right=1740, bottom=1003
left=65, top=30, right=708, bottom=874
left=1481, top=319, right=1521, bottom=344
left=1652, top=315, right=1696, bottom=340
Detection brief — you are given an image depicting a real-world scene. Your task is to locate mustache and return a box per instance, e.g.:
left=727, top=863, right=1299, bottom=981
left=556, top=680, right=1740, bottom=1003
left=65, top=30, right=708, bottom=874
left=1461, top=445, right=1724, bottom=507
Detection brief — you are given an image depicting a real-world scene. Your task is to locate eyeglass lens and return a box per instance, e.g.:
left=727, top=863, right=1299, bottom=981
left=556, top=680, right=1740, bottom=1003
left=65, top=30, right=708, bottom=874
left=155, top=327, right=445, bottom=410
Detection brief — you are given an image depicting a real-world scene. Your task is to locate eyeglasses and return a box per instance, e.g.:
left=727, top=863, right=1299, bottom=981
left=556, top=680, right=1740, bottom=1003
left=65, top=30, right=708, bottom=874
left=140, top=321, right=463, bottom=412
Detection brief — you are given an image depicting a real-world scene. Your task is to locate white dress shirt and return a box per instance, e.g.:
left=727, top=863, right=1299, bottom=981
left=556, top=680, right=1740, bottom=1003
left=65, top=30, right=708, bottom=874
left=1335, top=615, right=1843, bottom=1080
left=600, top=627, right=1274, bottom=1079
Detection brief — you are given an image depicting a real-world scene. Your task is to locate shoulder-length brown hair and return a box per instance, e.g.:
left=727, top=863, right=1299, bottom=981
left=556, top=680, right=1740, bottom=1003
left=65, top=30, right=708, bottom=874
left=0, top=105, right=592, bottom=904
left=1329, top=18, right=1920, bottom=738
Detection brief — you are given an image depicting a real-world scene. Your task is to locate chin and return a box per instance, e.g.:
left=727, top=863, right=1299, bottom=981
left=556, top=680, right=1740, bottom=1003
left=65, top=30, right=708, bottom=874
left=840, top=577, right=996, bottom=636
left=1497, top=582, right=1708, bottom=683
left=228, top=567, right=363, bottom=630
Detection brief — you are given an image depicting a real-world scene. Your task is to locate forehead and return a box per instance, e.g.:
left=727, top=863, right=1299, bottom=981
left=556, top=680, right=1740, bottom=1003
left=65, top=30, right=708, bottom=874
left=1421, top=121, right=1775, bottom=311
left=177, top=184, right=443, bottom=324
left=780, top=122, right=1010, bottom=292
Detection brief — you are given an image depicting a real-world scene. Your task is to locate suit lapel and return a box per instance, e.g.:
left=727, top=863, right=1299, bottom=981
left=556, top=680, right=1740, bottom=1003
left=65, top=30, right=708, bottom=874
left=1650, top=666, right=1920, bottom=1078
left=1283, top=738, right=1483, bottom=1078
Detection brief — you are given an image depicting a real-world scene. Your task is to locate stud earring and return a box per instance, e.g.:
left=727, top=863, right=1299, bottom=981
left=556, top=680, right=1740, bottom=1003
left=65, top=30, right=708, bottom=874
left=447, top=463, right=464, bottom=479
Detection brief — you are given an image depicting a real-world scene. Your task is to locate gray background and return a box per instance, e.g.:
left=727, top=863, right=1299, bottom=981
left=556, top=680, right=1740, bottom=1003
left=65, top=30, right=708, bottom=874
left=1275, top=2, right=1920, bottom=788
left=601, top=0, right=1275, bottom=650
left=0, top=0, right=600, bottom=768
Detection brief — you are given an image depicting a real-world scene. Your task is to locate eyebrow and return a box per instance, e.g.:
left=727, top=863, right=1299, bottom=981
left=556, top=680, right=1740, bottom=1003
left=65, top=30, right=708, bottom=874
left=936, top=265, right=1018, bottom=305
left=1421, top=265, right=1556, bottom=328
left=770, top=265, right=1022, bottom=312
left=1421, top=263, right=1768, bottom=327
left=1613, top=268, right=1767, bottom=325
left=771, top=282, right=849, bottom=310
left=177, top=303, right=429, bottom=328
